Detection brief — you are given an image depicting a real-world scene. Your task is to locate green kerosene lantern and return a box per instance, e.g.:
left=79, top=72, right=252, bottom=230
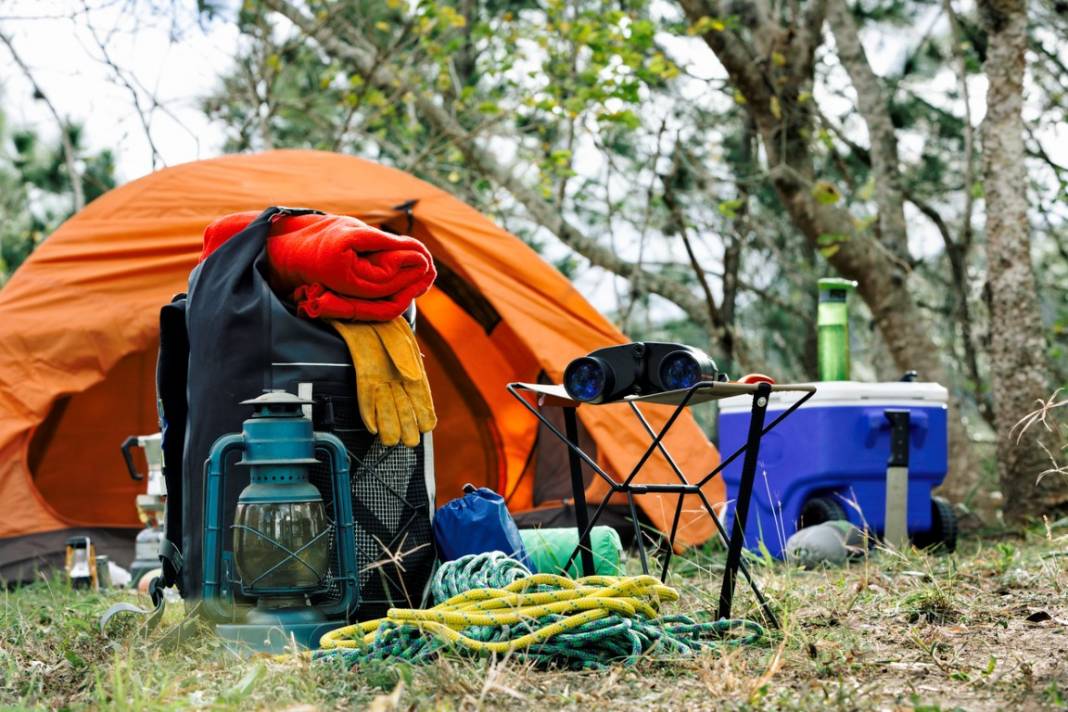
left=817, top=278, right=858, bottom=381
left=201, top=391, right=358, bottom=654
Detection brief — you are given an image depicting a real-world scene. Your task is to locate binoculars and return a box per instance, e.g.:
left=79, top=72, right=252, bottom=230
left=563, top=342, right=724, bottom=404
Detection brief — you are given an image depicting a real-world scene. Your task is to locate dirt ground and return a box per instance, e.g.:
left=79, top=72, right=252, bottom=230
left=3, top=526, right=1068, bottom=711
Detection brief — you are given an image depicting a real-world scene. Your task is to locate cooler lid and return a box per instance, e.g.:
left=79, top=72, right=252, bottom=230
left=718, top=380, right=948, bottom=413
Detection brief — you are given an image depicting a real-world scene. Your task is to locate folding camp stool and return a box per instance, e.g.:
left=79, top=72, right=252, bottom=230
left=507, top=380, right=817, bottom=628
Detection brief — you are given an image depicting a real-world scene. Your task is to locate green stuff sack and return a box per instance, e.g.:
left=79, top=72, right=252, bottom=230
left=518, top=526, right=624, bottom=577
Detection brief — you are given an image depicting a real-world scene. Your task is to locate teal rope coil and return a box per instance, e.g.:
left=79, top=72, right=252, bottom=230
left=316, top=552, right=765, bottom=670
left=430, top=552, right=532, bottom=604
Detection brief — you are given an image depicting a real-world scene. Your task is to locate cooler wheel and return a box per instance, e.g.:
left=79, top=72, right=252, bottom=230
left=911, top=496, right=957, bottom=553
left=798, top=495, right=847, bottom=529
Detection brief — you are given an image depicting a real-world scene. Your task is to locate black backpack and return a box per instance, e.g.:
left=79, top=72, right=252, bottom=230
left=155, top=206, right=435, bottom=620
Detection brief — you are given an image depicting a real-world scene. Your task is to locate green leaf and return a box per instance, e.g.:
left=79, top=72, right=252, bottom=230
left=439, top=6, right=466, bottom=28
left=549, top=149, right=573, bottom=166
left=718, top=198, right=746, bottom=219
left=688, top=16, right=726, bottom=35
left=598, top=110, right=641, bottom=130
left=818, top=128, right=834, bottom=150
left=812, top=181, right=842, bottom=205
left=984, top=656, right=997, bottom=675
left=630, top=19, right=655, bottom=48
left=647, top=53, right=679, bottom=80
left=756, top=539, right=775, bottom=566
left=817, top=232, right=850, bottom=258
left=817, top=232, right=849, bottom=246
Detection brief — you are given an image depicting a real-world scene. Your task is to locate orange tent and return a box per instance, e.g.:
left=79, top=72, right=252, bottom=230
left=0, top=150, right=723, bottom=579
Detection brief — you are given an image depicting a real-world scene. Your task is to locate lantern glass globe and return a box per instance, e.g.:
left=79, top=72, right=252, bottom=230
left=233, top=499, right=330, bottom=592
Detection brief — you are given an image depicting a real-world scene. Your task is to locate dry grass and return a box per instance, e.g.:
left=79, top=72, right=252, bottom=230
left=4, top=525, right=1068, bottom=711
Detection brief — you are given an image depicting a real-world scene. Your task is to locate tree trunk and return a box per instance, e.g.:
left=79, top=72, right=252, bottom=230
left=979, top=0, right=1063, bottom=522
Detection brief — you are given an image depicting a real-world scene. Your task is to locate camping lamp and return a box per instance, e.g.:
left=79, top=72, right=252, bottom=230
left=201, top=391, right=358, bottom=654
left=563, top=342, right=722, bottom=403
left=65, top=536, right=98, bottom=590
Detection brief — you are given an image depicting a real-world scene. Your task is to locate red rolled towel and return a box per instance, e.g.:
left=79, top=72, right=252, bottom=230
left=199, top=210, right=436, bottom=322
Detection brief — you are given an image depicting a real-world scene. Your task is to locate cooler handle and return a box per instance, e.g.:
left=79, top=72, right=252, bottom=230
left=863, top=409, right=928, bottom=449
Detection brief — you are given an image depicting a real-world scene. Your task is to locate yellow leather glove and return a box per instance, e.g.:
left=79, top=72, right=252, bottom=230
left=330, top=317, right=436, bottom=448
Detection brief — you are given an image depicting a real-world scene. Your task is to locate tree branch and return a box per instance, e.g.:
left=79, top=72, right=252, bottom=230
left=676, top=0, right=775, bottom=114
left=661, top=145, right=751, bottom=368
left=1025, top=123, right=1068, bottom=185
left=81, top=1, right=164, bottom=169
left=621, top=119, right=669, bottom=332
left=826, top=0, right=910, bottom=261
left=0, top=29, right=85, bottom=211
left=943, top=0, right=976, bottom=253
left=797, top=0, right=829, bottom=79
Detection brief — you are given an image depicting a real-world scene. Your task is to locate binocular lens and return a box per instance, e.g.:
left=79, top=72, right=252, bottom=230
left=564, top=357, right=608, bottom=402
left=660, top=351, right=703, bottom=390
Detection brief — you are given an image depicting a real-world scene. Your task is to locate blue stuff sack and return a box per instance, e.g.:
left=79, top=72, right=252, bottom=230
left=433, top=484, right=533, bottom=569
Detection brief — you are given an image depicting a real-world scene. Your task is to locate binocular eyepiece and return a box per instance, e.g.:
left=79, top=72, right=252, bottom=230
left=563, top=342, right=723, bottom=404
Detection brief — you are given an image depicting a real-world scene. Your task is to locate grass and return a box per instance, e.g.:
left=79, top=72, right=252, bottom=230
left=4, top=525, right=1068, bottom=711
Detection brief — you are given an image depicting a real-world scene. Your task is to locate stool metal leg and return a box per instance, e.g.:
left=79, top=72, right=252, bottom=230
left=695, top=488, right=779, bottom=628
left=561, top=489, right=614, bottom=576
left=660, top=493, right=685, bottom=582
left=630, top=400, right=776, bottom=622
left=563, top=407, right=596, bottom=577
left=626, top=490, right=649, bottom=575
left=718, top=382, right=771, bottom=621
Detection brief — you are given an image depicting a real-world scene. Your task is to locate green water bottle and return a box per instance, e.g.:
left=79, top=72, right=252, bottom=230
left=817, top=278, right=857, bottom=381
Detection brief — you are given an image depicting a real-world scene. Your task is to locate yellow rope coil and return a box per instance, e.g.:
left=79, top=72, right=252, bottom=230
left=318, top=574, right=678, bottom=653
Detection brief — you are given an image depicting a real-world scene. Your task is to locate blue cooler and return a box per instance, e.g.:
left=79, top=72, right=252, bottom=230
left=718, top=381, right=948, bottom=558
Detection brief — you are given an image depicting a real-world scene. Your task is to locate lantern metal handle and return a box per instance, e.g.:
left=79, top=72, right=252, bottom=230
left=313, top=432, right=358, bottom=619
left=202, top=434, right=245, bottom=623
